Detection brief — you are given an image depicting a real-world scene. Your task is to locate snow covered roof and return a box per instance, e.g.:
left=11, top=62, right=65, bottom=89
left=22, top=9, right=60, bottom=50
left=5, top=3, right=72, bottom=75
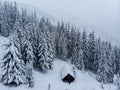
left=61, top=64, right=75, bottom=79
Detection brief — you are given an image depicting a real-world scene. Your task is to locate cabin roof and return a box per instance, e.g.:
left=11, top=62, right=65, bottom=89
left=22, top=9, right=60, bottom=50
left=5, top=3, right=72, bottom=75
left=61, top=64, right=75, bottom=79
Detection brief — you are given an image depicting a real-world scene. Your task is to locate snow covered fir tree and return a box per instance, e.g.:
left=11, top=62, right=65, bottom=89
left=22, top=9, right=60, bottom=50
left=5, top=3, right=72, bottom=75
left=0, top=37, right=25, bottom=86
left=0, top=1, right=119, bottom=90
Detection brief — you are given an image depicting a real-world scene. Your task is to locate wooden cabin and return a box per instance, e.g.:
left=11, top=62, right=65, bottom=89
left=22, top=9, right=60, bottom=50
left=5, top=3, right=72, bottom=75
left=62, top=73, right=75, bottom=84
left=61, top=65, right=75, bottom=84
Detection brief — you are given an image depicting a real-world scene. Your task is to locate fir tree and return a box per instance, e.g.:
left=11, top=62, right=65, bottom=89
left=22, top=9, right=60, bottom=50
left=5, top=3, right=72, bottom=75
left=116, top=67, right=120, bottom=90
left=39, top=18, right=53, bottom=72
left=88, top=31, right=96, bottom=71
left=0, top=38, right=25, bottom=86
left=71, top=31, right=84, bottom=71
left=23, top=31, right=34, bottom=88
left=81, top=30, right=89, bottom=70
left=114, top=46, right=120, bottom=74
left=97, top=41, right=114, bottom=85
left=94, top=38, right=101, bottom=73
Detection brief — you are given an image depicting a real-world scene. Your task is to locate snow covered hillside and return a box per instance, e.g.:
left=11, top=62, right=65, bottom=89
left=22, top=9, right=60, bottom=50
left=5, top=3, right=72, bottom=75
left=0, top=36, right=117, bottom=90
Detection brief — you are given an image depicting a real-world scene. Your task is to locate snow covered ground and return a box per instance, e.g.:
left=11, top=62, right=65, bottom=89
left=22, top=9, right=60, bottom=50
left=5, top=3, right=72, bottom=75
left=0, top=36, right=117, bottom=90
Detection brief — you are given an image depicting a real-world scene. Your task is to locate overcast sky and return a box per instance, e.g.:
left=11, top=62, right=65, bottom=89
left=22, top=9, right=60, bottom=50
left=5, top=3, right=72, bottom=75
left=2, top=0, right=120, bottom=45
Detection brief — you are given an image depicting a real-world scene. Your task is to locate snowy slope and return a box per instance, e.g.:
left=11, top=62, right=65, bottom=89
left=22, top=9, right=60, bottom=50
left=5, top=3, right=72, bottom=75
left=0, top=36, right=117, bottom=90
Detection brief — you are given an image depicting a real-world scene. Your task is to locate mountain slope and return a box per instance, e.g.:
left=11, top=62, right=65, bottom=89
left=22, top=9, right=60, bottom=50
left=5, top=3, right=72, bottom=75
left=0, top=36, right=117, bottom=90
left=3, top=0, right=120, bottom=46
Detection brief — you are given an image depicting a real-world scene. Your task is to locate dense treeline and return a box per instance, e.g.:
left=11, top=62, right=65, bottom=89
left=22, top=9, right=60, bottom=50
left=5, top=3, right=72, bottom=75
left=0, top=1, right=120, bottom=89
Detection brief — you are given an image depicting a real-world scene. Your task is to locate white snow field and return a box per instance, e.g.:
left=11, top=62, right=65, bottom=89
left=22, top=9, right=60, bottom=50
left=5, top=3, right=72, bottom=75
left=0, top=36, right=117, bottom=90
